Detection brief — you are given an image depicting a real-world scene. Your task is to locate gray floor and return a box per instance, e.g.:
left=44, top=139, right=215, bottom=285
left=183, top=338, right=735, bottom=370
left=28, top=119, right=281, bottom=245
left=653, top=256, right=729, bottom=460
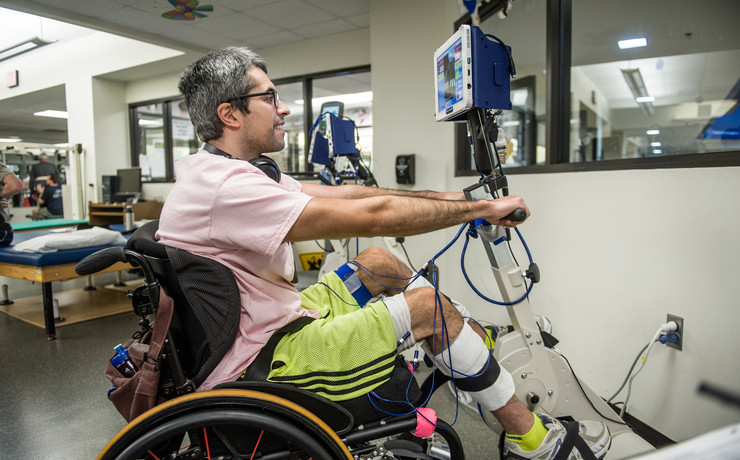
left=0, top=272, right=496, bottom=459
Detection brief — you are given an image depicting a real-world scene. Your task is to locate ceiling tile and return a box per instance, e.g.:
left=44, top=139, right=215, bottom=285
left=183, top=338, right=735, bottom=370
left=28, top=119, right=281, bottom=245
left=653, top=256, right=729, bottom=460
left=191, top=12, right=281, bottom=41
left=246, top=29, right=304, bottom=49
left=305, top=0, right=368, bottom=17
left=246, top=0, right=334, bottom=29
left=292, top=18, right=356, bottom=39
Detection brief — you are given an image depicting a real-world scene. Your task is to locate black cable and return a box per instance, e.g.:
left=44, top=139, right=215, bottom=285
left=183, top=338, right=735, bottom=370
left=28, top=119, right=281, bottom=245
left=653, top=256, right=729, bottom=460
left=484, top=33, right=517, bottom=78
left=398, top=240, right=418, bottom=273
left=558, top=352, right=628, bottom=425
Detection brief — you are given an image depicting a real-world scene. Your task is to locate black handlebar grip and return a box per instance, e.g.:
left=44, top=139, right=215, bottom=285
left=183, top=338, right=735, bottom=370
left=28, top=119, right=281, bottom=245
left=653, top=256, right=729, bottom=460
left=505, top=208, right=527, bottom=222
left=75, top=247, right=127, bottom=276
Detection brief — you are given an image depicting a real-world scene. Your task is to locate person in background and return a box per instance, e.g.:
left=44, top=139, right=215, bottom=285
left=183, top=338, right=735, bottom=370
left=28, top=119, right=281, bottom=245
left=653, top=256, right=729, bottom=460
left=0, top=161, right=24, bottom=246
left=32, top=174, right=63, bottom=219
left=29, top=153, right=59, bottom=206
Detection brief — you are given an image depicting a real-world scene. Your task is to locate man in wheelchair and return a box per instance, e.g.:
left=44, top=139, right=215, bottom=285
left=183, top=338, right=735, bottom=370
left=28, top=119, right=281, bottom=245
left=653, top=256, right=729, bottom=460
left=152, top=46, right=610, bottom=459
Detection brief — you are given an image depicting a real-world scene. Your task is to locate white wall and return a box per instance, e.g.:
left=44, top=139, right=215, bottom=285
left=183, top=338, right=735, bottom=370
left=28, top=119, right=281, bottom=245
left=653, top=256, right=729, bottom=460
left=366, top=0, right=740, bottom=443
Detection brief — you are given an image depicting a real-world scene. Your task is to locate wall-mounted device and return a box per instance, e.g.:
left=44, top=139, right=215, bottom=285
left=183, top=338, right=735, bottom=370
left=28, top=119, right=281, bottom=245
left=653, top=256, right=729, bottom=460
left=395, top=154, right=415, bottom=185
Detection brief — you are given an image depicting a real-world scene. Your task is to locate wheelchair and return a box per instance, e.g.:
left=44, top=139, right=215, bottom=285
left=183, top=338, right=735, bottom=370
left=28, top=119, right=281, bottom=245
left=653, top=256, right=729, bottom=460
left=76, top=220, right=466, bottom=460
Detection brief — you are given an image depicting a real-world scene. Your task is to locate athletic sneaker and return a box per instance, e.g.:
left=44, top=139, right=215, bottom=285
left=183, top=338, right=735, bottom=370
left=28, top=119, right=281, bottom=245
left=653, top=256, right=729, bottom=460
left=503, top=414, right=611, bottom=459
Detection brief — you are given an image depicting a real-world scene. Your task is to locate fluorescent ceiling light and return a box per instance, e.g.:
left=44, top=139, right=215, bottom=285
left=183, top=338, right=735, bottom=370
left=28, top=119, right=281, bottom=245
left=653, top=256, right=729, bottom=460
left=34, top=110, right=68, bottom=119
left=635, top=96, right=655, bottom=103
left=621, top=68, right=654, bottom=116
left=618, top=37, right=647, bottom=49
left=138, top=119, right=162, bottom=127
left=646, top=129, right=660, bottom=135
left=650, top=141, right=662, bottom=147
left=652, top=149, right=663, bottom=154
left=0, top=137, right=22, bottom=142
left=0, top=37, right=55, bottom=62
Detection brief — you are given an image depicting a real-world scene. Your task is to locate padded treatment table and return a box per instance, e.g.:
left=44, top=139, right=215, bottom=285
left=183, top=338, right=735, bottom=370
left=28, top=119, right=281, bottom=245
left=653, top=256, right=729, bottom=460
left=0, top=225, right=131, bottom=339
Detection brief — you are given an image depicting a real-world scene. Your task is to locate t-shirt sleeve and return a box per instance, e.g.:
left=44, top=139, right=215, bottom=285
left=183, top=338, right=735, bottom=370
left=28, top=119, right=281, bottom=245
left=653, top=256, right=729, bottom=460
left=209, top=170, right=311, bottom=255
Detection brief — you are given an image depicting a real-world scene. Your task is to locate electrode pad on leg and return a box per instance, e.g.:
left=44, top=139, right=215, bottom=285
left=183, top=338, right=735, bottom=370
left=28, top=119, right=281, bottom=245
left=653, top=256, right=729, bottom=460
left=334, top=263, right=373, bottom=306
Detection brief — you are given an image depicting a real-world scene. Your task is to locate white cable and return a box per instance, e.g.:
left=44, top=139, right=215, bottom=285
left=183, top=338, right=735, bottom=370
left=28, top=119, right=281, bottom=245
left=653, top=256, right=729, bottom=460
left=620, top=325, right=663, bottom=417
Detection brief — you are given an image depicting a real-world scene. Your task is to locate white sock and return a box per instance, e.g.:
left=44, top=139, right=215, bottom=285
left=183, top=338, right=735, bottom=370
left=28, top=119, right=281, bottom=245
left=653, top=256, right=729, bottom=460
left=432, top=322, right=515, bottom=411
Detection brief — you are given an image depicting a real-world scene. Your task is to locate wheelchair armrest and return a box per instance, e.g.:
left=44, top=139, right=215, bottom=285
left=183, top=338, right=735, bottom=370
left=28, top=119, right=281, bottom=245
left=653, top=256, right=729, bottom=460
left=214, top=381, right=354, bottom=436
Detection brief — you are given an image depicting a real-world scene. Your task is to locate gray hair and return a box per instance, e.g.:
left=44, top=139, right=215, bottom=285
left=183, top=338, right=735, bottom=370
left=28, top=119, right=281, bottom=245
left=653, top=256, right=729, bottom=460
left=178, top=46, right=268, bottom=142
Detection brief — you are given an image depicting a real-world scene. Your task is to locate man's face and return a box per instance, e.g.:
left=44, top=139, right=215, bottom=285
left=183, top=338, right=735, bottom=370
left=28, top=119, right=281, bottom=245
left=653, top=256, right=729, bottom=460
left=238, top=68, right=290, bottom=157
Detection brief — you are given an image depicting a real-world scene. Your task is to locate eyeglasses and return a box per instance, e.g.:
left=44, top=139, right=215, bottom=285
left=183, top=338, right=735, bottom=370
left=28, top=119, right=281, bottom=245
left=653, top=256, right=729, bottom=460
left=227, top=90, right=279, bottom=108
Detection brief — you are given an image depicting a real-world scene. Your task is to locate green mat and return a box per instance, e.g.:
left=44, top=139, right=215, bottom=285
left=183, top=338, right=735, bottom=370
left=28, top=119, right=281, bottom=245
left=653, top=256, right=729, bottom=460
left=11, top=218, right=87, bottom=232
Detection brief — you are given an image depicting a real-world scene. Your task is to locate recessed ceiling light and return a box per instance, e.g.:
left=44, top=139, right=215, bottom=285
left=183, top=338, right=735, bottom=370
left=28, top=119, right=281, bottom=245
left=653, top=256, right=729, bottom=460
left=651, top=142, right=662, bottom=147
left=0, top=137, right=22, bottom=142
left=646, top=129, right=660, bottom=135
left=34, top=110, right=68, bottom=119
left=618, top=37, right=647, bottom=49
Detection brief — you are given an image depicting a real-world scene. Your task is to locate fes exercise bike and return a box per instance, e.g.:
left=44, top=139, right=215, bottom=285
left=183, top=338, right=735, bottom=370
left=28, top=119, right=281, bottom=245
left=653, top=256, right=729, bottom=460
left=393, top=24, right=657, bottom=459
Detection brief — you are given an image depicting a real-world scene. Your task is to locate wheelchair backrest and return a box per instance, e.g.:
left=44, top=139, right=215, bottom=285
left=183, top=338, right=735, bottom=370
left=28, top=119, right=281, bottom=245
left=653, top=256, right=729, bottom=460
left=127, top=220, right=241, bottom=387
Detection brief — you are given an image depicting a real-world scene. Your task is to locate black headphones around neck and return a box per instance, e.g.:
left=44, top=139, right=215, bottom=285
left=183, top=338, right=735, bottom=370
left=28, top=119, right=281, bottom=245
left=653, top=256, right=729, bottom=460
left=201, top=143, right=281, bottom=183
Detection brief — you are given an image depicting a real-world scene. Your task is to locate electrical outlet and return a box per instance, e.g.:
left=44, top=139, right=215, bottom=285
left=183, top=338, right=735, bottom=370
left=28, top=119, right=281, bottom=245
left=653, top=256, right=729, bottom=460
left=667, top=314, right=684, bottom=351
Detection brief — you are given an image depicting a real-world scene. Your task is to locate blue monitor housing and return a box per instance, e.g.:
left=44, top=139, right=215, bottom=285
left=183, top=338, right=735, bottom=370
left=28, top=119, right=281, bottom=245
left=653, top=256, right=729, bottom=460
left=434, top=24, right=513, bottom=122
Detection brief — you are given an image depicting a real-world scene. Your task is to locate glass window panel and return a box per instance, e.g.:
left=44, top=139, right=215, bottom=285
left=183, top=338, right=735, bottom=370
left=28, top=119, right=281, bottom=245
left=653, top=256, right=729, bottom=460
left=134, top=103, right=165, bottom=181
left=169, top=99, right=199, bottom=175
left=311, top=71, right=373, bottom=175
left=274, top=81, right=305, bottom=172
left=572, top=0, right=740, bottom=161
left=475, top=1, right=547, bottom=169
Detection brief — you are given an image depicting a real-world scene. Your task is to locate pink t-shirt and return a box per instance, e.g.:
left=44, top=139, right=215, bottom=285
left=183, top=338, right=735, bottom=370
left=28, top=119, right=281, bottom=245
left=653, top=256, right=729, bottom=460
left=157, top=151, right=318, bottom=391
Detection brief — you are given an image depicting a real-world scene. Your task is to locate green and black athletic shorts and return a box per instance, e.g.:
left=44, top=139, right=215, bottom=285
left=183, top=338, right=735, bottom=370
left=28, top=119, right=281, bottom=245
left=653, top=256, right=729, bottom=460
left=267, top=265, right=399, bottom=402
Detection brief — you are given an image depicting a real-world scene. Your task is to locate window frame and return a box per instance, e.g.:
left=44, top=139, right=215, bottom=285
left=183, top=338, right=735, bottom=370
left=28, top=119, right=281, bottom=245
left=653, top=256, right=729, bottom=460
left=128, top=65, right=372, bottom=182
left=453, top=0, right=740, bottom=176
left=128, top=97, right=177, bottom=182
left=272, top=65, right=371, bottom=175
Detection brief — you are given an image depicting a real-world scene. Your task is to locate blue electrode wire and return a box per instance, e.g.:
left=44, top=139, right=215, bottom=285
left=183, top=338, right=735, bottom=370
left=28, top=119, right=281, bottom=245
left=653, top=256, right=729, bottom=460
left=461, top=225, right=534, bottom=306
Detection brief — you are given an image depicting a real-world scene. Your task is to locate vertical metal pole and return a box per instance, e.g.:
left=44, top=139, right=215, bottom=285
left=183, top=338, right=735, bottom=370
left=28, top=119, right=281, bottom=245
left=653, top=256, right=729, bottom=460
left=42, top=282, right=56, bottom=340
left=545, top=0, right=572, bottom=164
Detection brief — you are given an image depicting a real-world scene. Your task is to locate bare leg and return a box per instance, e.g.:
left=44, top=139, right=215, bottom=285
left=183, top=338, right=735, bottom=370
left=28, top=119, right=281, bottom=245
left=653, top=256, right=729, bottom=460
left=352, top=246, right=414, bottom=296
left=493, top=396, right=536, bottom=435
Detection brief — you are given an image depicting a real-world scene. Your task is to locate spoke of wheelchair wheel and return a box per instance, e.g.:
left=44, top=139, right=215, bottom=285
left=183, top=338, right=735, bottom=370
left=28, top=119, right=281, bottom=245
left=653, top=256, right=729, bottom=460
left=249, top=429, right=264, bottom=460
left=212, top=425, right=246, bottom=458
left=147, top=450, right=161, bottom=460
left=203, top=427, right=212, bottom=460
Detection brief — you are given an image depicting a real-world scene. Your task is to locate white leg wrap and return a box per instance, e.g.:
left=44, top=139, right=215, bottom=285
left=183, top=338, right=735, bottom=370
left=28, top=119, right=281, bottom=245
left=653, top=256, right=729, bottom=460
left=383, top=293, right=416, bottom=351
left=433, top=322, right=515, bottom=412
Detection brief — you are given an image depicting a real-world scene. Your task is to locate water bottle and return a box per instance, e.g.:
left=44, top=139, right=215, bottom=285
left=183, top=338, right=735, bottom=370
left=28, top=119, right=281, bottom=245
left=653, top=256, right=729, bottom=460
left=110, top=344, right=138, bottom=377
left=123, top=204, right=134, bottom=231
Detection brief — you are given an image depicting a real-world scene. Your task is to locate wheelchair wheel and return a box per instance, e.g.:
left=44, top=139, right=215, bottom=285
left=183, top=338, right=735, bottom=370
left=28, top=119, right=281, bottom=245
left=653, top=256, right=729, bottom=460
left=98, top=389, right=353, bottom=460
